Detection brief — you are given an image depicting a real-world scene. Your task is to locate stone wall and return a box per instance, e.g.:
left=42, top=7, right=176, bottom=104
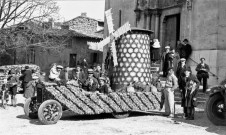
left=33, top=37, right=102, bottom=73
left=104, top=0, right=226, bottom=85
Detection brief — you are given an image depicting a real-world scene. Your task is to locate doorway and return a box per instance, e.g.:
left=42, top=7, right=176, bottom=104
left=163, top=14, right=180, bottom=51
left=69, top=54, right=77, bottom=67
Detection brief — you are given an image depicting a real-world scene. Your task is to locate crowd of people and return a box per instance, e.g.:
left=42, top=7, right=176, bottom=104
left=48, top=62, right=112, bottom=94
left=160, top=39, right=210, bottom=120
left=0, top=61, right=113, bottom=108
left=0, top=40, right=211, bottom=122
left=0, top=65, right=43, bottom=108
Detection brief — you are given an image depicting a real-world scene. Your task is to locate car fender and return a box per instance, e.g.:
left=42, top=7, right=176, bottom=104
left=208, top=85, right=225, bottom=97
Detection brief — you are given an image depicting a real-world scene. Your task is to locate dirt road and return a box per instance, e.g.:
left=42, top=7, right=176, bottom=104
left=0, top=94, right=225, bottom=135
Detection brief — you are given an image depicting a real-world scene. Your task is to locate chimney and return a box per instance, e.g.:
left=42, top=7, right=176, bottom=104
left=81, top=12, right=87, bottom=17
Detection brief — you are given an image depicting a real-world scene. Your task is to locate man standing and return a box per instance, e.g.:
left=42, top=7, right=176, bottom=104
left=180, top=39, right=192, bottom=60
left=161, top=46, right=171, bottom=77
left=164, top=67, right=178, bottom=118
left=195, top=57, right=210, bottom=93
left=20, top=66, right=32, bottom=93
left=176, top=58, right=191, bottom=85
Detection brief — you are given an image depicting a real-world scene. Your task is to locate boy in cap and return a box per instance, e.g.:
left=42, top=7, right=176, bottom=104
left=98, top=77, right=112, bottom=94
left=180, top=67, right=200, bottom=120
left=195, top=57, right=210, bottom=93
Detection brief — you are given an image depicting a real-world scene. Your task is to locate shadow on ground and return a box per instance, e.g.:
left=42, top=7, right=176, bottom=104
left=172, top=111, right=226, bottom=135
left=16, top=114, right=42, bottom=125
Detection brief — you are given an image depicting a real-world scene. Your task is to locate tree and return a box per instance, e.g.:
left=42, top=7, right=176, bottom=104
left=0, top=0, right=59, bottom=29
left=0, top=0, right=72, bottom=64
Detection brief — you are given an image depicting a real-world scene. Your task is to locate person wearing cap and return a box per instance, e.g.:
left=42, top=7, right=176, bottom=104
left=49, top=64, right=63, bottom=82
left=195, top=57, right=210, bottom=93
left=98, top=77, right=112, bottom=94
left=176, top=58, right=191, bottom=85
left=19, top=66, right=32, bottom=93
left=161, top=45, right=171, bottom=77
left=83, top=69, right=99, bottom=92
left=164, top=67, right=178, bottom=118
left=7, top=69, right=19, bottom=107
left=180, top=67, right=200, bottom=120
left=24, top=74, right=39, bottom=99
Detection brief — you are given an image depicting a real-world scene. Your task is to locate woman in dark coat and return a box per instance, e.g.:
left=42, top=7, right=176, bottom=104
left=180, top=67, right=200, bottom=120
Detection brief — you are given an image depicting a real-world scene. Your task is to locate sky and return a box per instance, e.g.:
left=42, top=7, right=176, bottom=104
left=56, top=0, right=105, bottom=21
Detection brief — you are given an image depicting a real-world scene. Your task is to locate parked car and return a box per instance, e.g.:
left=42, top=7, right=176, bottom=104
left=206, top=85, right=226, bottom=126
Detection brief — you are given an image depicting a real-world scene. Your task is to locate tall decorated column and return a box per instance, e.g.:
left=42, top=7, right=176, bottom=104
left=112, top=28, right=153, bottom=90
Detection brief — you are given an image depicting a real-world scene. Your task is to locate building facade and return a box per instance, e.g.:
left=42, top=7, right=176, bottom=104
left=0, top=13, right=104, bottom=74
left=104, top=0, right=226, bottom=85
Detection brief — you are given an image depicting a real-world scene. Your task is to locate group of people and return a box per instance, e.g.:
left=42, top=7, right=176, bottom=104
left=0, top=66, right=42, bottom=108
left=48, top=62, right=112, bottom=94
left=160, top=39, right=210, bottom=120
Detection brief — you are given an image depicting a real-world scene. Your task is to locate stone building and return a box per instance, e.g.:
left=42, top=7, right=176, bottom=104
left=0, top=13, right=104, bottom=73
left=104, top=0, right=226, bottom=85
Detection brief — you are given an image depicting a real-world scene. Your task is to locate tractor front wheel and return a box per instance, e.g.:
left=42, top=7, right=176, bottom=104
left=38, top=100, right=62, bottom=125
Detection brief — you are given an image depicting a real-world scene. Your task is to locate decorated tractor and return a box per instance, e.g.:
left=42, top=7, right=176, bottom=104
left=206, top=85, right=226, bottom=126
left=22, top=22, right=163, bottom=124
left=24, top=82, right=161, bottom=125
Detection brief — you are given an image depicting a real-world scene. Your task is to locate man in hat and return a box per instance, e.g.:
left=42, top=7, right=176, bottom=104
left=20, top=66, right=32, bottom=93
left=180, top=67, right=200, bottom=120
left=180, top=39, right=192, bottom=60
left=161, top=46, right=171, bottom=77
left=176, top=58, right=191, bottom=83
left=195, top=57, right=210, bottom=93
left=164, top=67, right=178, bottom=118
left=83, top=69, right=99, bottom=92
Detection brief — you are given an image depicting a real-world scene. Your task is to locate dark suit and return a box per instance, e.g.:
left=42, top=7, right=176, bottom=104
left=20, top=69, right=32, bottom=92
left=195, top=63, right=209, bottom=92
left=176, top=63, right=191, bottom=88
left=180, top=44, right=192, bottom=60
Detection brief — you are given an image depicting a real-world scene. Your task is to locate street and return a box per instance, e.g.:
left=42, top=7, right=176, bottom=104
left=0, top=94, right=225, bottom=135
